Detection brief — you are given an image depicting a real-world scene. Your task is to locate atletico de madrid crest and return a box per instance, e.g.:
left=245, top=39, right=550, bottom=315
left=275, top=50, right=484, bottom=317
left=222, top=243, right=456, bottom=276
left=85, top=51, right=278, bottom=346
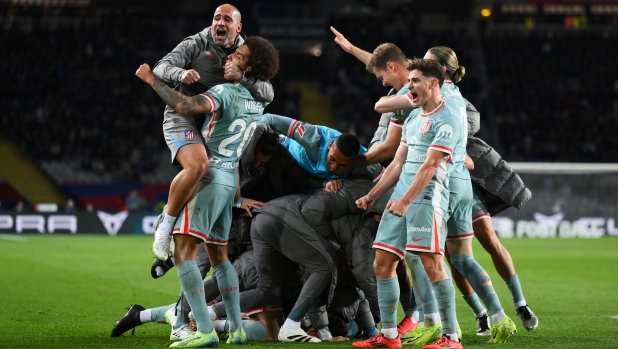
left=420, top=122, right=431, bottom=135
left=184, top=130, right=194, bottom=139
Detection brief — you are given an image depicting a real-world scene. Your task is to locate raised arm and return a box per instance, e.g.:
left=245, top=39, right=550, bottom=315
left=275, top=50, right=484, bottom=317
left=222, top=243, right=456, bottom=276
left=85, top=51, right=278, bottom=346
left=330, top=27, right=372, bottom=66
left=375, top=94, right=414, bottom=114
left=152, top=37, right=198, bottom=84
left=356, top=124, right=402, bottom=166
left=136, top=64, right=212, bottom=116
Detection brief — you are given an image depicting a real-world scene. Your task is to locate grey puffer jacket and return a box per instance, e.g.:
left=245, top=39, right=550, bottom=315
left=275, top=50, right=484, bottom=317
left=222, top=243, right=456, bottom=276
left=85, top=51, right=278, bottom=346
left=300, top=177, right=393, bottom=312
left=467, top=136, right=532, bottom=215
left=258, top=195, right=339, bottom=307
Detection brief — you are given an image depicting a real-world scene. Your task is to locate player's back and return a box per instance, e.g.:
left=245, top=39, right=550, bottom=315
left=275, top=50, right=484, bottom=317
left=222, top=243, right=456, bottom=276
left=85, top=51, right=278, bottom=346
left=201, top=83, right=267, bottom=175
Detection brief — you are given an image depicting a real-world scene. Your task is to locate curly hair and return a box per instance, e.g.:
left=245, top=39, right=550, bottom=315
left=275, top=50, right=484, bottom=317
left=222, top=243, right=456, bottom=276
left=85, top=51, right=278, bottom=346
left=427, top=46, right=465, bottom=83
left=244, top=36, right=279, bottom=81
left=407, top=58, right=445, bottom=87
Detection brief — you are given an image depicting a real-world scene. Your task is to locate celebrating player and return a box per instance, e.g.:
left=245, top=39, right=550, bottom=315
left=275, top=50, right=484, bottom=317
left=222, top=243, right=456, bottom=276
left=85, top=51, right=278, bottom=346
left=136, top=36, right=279, bottom=347
left=151, top=4, right=274, bottom=262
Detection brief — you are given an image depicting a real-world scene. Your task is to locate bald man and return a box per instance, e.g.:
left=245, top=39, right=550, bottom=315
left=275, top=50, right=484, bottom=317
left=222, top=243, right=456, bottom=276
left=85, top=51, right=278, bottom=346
left=152, top=3, right=274, bottom=261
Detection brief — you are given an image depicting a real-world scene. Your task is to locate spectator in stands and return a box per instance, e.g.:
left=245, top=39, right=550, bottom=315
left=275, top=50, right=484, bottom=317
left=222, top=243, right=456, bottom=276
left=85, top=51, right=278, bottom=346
left=15, top=200, right=25, bottom=212
left=65, top=199, right=76, bottom=213
left=85, top=202, right=94, bottom=213
left=125, top=190, right=147, bottom=211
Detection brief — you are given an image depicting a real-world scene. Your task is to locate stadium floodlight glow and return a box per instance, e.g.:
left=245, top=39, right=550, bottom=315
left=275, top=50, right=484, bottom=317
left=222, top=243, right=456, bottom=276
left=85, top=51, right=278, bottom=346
left=481, top=8, right=492, bottom=17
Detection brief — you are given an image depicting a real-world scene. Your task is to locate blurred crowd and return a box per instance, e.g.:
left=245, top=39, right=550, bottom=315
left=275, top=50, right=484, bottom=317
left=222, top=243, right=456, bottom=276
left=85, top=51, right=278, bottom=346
left=484, top=35, right=618, bottom=162
left=1, top=9, right=617, bottom=191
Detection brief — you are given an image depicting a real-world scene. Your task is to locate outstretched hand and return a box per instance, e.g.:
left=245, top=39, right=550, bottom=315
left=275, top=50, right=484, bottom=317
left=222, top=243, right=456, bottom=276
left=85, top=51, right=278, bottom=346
left=240, top=198, right=266, bottom=217
left=331, top=26, right=354, bottom=53
left=135, top=64, right=155, bottom=85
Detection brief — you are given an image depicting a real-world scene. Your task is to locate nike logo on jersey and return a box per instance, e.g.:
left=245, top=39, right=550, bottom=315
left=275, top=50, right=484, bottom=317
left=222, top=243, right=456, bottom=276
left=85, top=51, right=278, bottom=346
left=477, top=208, right=483, bottom=212
left=412, top=237, right=424, bottom=242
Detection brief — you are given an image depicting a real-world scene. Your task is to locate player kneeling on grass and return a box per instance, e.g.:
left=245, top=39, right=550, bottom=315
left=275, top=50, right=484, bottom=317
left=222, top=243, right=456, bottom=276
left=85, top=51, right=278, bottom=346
left=135, top=36, right=279, bottom=348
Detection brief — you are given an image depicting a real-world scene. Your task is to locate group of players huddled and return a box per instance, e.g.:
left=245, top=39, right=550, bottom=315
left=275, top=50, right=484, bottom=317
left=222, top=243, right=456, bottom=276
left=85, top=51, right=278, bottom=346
left=111, top=4, right=538, bottom=349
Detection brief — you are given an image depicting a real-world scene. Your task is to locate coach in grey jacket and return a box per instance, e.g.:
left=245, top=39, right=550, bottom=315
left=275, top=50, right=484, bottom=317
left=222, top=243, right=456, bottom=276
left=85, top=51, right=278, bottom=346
left=149, top=5, right=275, bottom=260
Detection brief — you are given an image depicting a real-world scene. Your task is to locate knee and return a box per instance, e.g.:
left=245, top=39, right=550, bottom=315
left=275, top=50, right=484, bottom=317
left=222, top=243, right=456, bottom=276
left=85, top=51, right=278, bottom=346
left=185, top=160, right=209, bottom=178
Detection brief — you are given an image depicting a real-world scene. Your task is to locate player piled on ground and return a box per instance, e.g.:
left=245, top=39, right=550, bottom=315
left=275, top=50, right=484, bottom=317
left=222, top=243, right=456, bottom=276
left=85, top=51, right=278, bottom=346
left=135, top=35, right=279, bottom=348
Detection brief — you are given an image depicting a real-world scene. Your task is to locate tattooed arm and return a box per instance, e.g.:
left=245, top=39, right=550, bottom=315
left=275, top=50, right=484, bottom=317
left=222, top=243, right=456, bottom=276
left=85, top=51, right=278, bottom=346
left=135, top=63, right=212, bottom=116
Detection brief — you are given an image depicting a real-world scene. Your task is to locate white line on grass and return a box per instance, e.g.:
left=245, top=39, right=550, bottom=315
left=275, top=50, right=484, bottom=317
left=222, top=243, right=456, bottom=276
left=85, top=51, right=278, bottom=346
left=0, top=234, right=28, bottom=242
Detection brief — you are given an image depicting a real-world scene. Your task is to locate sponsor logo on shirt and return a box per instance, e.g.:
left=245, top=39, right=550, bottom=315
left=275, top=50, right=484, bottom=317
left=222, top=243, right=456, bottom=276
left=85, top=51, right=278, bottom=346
left=436, top=124, right=453, bottom=139
left=408, top=227, right=431, bottom=233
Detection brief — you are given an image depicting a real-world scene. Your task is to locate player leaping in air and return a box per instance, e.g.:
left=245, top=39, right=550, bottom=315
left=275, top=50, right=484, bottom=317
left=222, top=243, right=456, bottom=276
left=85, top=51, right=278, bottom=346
left=135, top=36, right=279, bottom=348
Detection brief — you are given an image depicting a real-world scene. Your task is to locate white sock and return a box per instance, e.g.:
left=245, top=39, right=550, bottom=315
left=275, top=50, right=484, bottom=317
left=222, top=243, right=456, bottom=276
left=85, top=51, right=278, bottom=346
left=514, top=300, right=527, bottom=308
left=213, top=320, right=227, bottom=333
left=207, top=306, right=217, bottom=321
left=139, top=309, right=152, bottom=324
left=282, top=318, right=301, bottom=331
left=446, top=332, right=459, bottom=342
left=317, top=327, right=332, bottom=341
left=475, top=310, right=488, bottom=318
left=159, top=211, right=177, bottom=234
left=491, top=309, right=506, bottom=325
left=424, top=312, right=441, bottom=326
left=419, top=321, right=424, bottom=327
left=411, top=310, right=420, bottom=323
left=381, top=327, right=398, bottom=339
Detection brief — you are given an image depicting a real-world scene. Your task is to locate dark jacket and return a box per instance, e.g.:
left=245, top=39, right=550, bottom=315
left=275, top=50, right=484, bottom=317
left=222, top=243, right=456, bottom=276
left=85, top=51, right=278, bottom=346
left=300, top=177, right=393, bottom=312
left=259, top=195, right=339, bottom=306
left=467, top=137, right=532, bottom=215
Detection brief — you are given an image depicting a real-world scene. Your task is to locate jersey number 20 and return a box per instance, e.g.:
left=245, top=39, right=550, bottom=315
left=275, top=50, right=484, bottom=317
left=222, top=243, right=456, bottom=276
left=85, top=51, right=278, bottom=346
left=218, top=119, right=258, bottom=158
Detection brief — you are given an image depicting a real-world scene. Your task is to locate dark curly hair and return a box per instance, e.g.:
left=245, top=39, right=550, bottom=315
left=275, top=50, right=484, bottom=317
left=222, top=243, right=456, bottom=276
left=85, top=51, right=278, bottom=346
left=256, top=128, right=279, bottom=156
left=407, top=58, right=445, bottom=87
left=244, top=36, right=279, bottom=81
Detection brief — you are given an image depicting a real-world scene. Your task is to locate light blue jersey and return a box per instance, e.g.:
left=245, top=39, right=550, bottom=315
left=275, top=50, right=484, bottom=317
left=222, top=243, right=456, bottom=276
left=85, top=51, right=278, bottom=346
left=259, top=113, right=384, bottom=182
left=200, top=83, right=267, bottom=185
left=395, top=100, right=463, bottom=213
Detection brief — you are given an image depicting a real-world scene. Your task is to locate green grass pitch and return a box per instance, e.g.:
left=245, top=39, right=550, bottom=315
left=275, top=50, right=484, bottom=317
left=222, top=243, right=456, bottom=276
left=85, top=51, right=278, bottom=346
left=1, top=235, right=617, bottom=348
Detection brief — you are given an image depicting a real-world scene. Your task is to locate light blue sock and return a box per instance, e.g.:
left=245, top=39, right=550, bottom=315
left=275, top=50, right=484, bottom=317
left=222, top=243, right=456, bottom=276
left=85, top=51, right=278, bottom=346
left=151, top=304, right=175, bottom=323
left=432, top=279, right=457, bottom=337
left=451, top=254, right=503, bottom=316
left=377, top=277, right=399, bottom=332
left=405, top=253, right=438, bottom=315
left=413, top=287, right=424, bottom=322
left=214, top=261, right=242, bottom=332
left=504, top=274, right=526, bottom=305
left=177, top=260, right=213, bottom=334
left=462, top=293, right=486, bottom=316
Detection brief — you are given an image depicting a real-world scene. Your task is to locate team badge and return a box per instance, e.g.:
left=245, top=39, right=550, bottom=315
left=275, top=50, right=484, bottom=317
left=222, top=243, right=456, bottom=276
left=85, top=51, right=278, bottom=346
left=184, top=130, right=194, bottom=139
left=296, top=125, right=306, bottom=137
left=420, top=122, right=432, bottom=135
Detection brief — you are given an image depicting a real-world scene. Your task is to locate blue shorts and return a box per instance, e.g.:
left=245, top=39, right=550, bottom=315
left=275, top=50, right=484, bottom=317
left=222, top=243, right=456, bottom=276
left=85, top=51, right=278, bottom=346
left=471, top=183, right=490, bottom=223
left=446, top=177, right=474, bottom=240
left=173, top=168, right=237, bottom=245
